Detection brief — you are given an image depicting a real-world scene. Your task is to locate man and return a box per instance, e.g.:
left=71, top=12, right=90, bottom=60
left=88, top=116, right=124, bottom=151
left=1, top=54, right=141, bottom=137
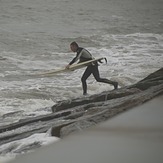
left=66, top=42, right=118, bottom=95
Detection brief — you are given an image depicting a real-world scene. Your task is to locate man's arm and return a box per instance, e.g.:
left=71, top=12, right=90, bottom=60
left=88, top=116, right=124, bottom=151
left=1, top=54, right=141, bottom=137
left=69, top=54, right=79, bottom=65
left=66, top=49, right=83, bottom=69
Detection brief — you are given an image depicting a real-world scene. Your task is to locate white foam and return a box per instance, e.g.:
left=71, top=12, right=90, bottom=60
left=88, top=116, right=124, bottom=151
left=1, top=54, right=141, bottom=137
left=0, top=98, right=55, bottom=126
left=0, top=133, right=59, bottom=162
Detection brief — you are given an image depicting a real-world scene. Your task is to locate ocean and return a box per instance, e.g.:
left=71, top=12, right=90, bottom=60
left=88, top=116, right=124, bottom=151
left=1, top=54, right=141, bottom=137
left=0, top=0, right=163, bottom=161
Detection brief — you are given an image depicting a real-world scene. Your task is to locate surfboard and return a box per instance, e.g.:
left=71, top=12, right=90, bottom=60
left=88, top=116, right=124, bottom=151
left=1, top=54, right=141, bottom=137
left=31, top=57, right=106, bottom=77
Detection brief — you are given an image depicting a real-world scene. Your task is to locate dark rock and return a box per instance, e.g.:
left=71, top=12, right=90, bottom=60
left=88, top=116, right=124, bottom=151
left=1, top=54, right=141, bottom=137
left=139, top=68, right=163, bottom=82
left=129, top=68, right=163, bottom=90
left=64, top=112, right=85, bottom=120
left=58, top=83, right=163, bottom=137
left=50, top=122, right=74, bottom=137
left=2, top=110, right=24, bottom=119
left=52, top=88, right=141, bottom=112
left=0, top=110, right=71, bottom=133
left=0, top=68, right=163, bottom=148
left=60, top=120, right=96, bottom=138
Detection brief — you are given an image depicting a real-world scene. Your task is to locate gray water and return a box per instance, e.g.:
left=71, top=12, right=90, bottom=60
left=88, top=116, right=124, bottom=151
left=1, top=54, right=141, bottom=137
left=0, top=0, right=163, bottom=161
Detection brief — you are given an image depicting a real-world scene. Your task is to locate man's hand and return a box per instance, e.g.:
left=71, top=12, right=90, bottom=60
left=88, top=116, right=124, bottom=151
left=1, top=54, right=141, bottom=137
left=65, top=64, right=71, bottom=69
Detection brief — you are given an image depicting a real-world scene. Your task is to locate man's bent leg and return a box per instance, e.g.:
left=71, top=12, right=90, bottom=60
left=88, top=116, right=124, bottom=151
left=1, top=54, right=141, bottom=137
left=92, top=65, right=118, bottom=89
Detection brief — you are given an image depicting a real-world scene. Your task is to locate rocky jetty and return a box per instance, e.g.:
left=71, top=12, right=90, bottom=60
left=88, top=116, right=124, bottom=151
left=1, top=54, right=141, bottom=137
left=0, top=68, right=163, bottom=146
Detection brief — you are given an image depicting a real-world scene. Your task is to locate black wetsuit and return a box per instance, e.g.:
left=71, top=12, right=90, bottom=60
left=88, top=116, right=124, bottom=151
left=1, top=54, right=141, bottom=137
left=69, top=47, right=118, bottom=94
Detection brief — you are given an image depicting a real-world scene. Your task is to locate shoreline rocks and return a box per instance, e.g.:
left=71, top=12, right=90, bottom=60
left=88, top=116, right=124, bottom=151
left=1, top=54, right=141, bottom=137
left=0, top=68, right=162, bottom=146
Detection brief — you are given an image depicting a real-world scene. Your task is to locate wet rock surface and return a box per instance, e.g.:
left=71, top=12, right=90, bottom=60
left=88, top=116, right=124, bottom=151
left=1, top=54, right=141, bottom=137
left=0, top=68, right=163, bottom=146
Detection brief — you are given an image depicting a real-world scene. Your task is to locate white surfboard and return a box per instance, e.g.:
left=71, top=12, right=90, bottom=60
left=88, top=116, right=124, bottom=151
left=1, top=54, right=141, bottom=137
left=31, top=57, right=106, bottom=77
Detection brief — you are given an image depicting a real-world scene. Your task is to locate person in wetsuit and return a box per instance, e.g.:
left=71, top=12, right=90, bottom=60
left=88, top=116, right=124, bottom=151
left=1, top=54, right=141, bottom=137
left=66, top=41, right=118, bottom=95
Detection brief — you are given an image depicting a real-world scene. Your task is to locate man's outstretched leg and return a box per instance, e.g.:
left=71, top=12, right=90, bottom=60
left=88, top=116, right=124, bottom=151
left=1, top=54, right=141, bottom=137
left=92, top=65, right=118, bottom=89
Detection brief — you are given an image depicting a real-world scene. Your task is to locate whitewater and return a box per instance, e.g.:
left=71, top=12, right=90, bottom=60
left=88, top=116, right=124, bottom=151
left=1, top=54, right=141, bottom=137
left=0, top=0, right=163, bottom=162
